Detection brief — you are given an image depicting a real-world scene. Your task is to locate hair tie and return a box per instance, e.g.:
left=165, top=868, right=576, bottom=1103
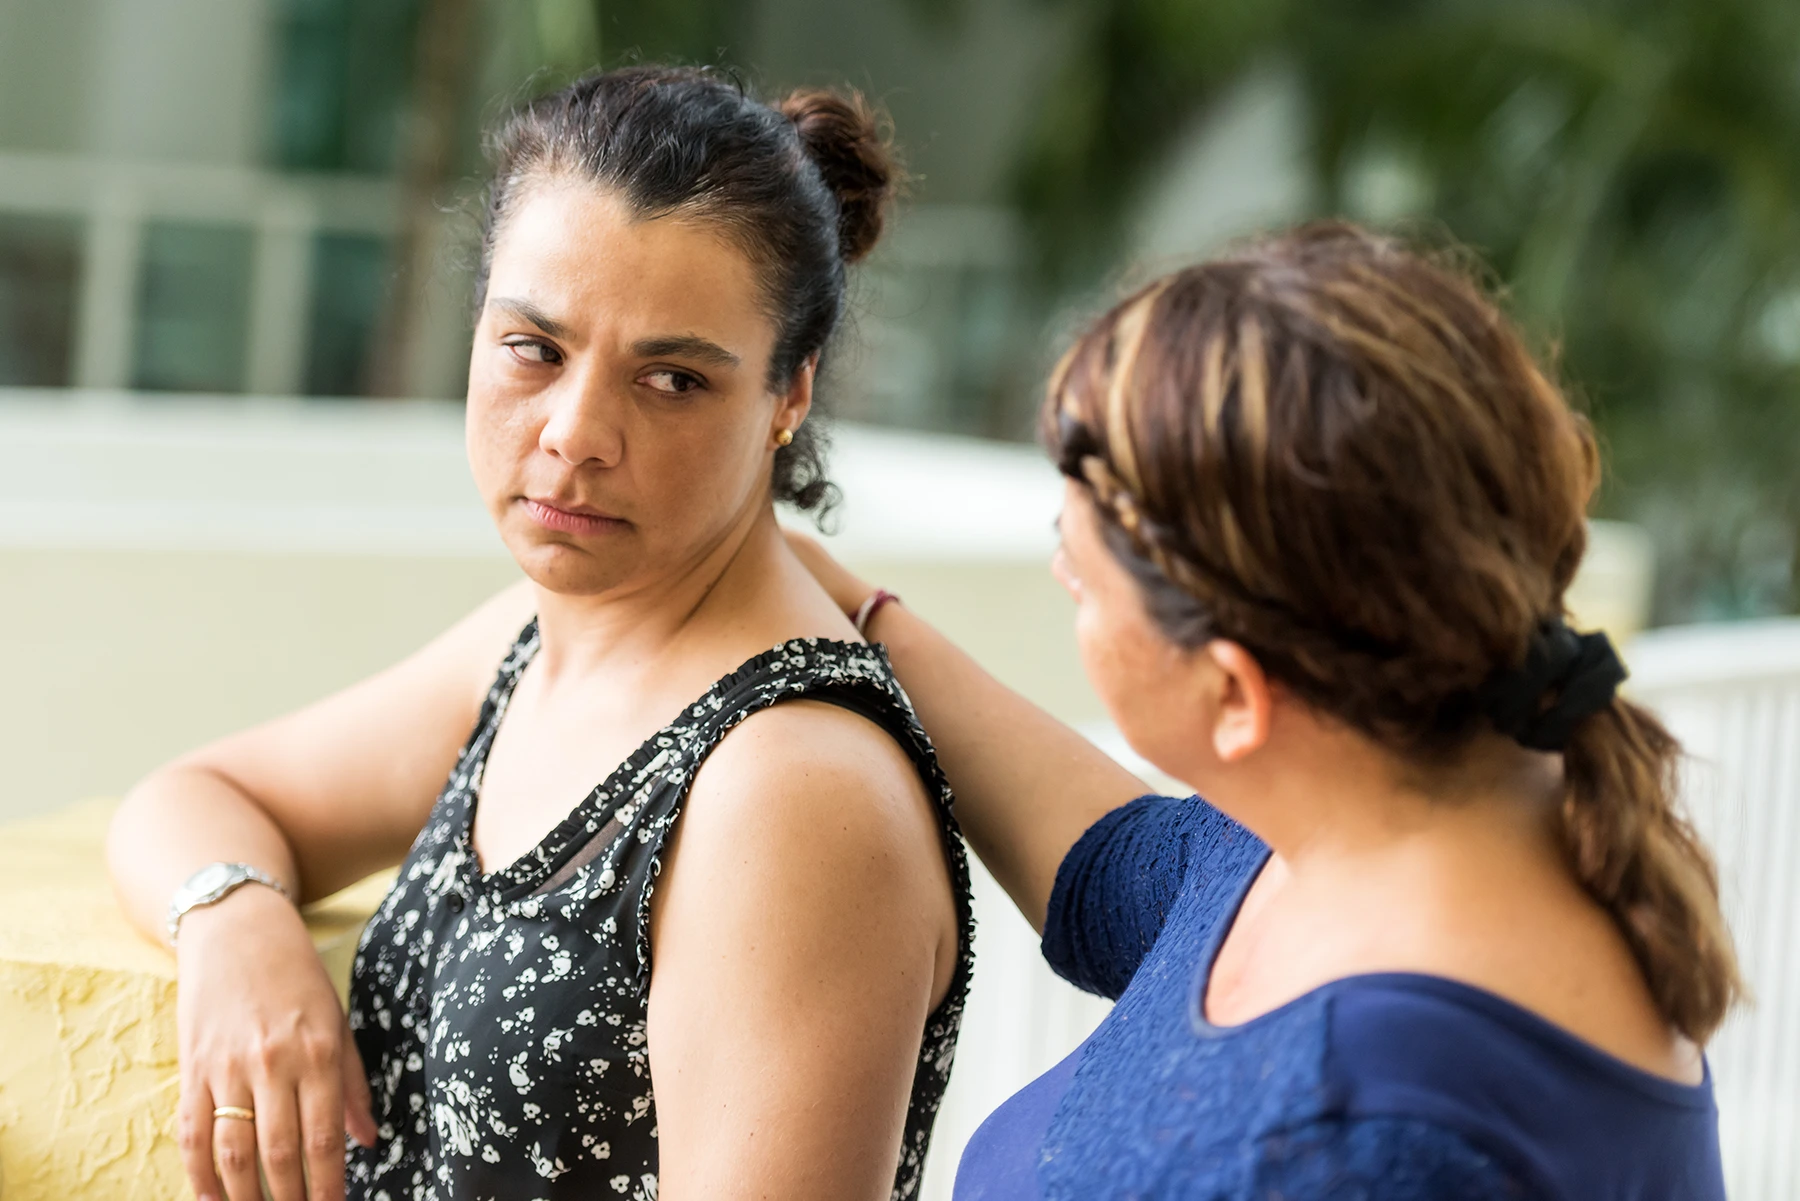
left=1477, top=619, right=1627, bottom=752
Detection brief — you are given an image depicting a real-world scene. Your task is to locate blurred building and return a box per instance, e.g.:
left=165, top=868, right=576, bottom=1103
left=0, top=0, right=1336, bottom=441
left=0, top=0, right=1094, bottom=438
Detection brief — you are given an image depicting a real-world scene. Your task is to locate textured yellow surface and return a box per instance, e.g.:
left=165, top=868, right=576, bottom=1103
left=0, top=800, right=392, bottom=1200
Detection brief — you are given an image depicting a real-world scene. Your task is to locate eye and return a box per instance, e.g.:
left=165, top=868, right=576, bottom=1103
left=638, top=369, right=705, bottom=397
left=502, top=337, right=562, bottom=366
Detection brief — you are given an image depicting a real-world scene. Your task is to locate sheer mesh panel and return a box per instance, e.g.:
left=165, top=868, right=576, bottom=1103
left=530, top=815, right=625, bottom=897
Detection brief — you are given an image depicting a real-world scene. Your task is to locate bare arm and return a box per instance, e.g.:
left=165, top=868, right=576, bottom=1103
left=648, top=700, right=957, bottom=1200
left=105, top=579, right=535, bottom=1201
left=786, top=533, right=1145, bottom=931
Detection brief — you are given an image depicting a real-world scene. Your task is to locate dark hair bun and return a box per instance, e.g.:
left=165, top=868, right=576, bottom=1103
left=779, top=87, right=897, bottom=264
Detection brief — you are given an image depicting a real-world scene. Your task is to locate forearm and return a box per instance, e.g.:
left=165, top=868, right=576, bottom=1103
left=107, top=764, right=302, bottom=948
left=865, top=602, right=1145, bottom=930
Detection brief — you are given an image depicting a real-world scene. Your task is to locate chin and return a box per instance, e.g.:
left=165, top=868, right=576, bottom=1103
left=506, top=533, right=636, bottom=597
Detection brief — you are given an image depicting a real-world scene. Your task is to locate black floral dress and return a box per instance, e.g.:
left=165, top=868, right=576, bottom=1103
left=346, top=622, right=974, bottom=1201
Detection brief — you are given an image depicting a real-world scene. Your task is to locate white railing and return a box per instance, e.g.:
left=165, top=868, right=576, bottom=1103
left=1628, top=620, right=1800, bottom=1201
left=0, top=151, right=398, bottom=397
left=0, top=151, right=1031, bottom=430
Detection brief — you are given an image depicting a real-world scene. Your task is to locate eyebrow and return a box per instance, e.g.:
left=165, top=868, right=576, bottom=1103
left=487, top=299, right=742, bottom=370
left=488, top=297, right=574, bottom=340
left=629, top=335, right=741, bottom=369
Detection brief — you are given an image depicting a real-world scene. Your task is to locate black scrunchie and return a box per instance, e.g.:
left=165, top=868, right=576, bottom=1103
left=1477, top=619, right=1628, bottom=752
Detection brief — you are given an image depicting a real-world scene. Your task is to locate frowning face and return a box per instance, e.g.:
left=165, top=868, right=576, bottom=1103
left=466, top=179, right=809, bottom=597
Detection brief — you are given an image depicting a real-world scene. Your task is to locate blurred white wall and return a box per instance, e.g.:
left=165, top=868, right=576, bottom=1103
left=0, top=389, right=1111, bottom=817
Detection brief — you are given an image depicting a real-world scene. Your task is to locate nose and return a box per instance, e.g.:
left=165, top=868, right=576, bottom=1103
left=537, top=368, right=624, bottom=468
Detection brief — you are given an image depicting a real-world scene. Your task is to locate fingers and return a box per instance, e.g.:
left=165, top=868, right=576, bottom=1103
left=177, top=1078, right=225, bottom=1201
left=254, top=1082, right=307, bottom=1201
left=299, top=1071, right=350, bottom=1201
left=186, top=1048, right=357, bottom=1201
left=209, top=1090, right=263, bottom=1201
left=340, top=1016, right=378, bottom=1150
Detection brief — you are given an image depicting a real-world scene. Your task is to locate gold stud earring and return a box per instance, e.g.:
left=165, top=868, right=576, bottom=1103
left=775, top=428, right=794, bottom=447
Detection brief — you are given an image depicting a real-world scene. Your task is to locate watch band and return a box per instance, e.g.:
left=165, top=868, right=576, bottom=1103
left=166, top=863, right=293, bottom=946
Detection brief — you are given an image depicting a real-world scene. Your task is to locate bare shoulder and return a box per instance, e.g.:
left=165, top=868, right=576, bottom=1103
left=657, top=698, right=956, bottom=988
left=688, top=698, right=941, bottom=862
left=1505, top=895, right=1707, bottom=1085
left=644, top=700, right=962, bottom=1199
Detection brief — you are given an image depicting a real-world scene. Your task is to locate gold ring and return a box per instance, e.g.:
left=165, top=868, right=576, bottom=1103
left=213, top=1106, right=255, bottom=1122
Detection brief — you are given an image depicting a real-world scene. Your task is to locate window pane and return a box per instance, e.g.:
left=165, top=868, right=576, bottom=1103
left=305, top=231, right=390, bottom=396
left=0, top=213, right=81, bottom=387
left=266, top=0, right=421, bottom=173
left=132, top=222, right=254, bottom=394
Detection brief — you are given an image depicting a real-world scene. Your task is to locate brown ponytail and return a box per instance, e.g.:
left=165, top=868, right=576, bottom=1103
left=1050, top=221, right=1744, bottom=1042
left=1562, top=699, right=1742, bottom=1040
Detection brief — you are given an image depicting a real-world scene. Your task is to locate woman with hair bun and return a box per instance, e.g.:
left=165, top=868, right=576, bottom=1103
left=794, top=222, right=1738, bottom=1198
left=109, top=67, right=971, bottom=1201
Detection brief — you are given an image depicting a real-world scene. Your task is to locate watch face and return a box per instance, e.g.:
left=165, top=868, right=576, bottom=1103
left=185, top=862, right=237, bottom=903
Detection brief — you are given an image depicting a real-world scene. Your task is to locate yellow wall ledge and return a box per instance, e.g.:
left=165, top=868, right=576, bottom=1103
left=0, top=800, right=390, bottom=1200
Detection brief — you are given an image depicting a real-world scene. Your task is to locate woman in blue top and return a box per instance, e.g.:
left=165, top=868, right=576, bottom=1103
left=792, top=222, right=1740, bottom=1199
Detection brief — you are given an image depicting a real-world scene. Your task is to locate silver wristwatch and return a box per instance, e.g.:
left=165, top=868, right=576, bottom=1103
left=166, top=862, right=293, bottom=946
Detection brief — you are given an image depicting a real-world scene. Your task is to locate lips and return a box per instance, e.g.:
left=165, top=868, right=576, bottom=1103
left=521, top=497, right=629, bottom=535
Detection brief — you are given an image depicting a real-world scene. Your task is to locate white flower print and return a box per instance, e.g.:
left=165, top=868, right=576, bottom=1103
left=529, top=1143, right=569, bottom=1180
left=433, top=1102, right=477, bottom=1158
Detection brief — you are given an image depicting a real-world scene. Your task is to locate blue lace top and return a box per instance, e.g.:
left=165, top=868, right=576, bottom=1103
left=954, top=795, right=1726, bottom=1200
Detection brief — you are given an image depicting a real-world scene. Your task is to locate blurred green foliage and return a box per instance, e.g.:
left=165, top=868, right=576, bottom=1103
left=1009, top=0, right=1800, bottom=619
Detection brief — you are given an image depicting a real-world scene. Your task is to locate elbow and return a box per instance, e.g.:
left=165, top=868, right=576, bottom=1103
left=105, top=766, right=173, bottom=888
left=105, top=777, right=149, bottom=880
left=104, top=758, right=227, bottom=880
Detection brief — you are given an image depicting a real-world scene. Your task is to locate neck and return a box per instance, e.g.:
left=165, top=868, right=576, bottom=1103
left=529, top=499, right=787, bottom=682
left=1204, top=716, right=1568, bottom=892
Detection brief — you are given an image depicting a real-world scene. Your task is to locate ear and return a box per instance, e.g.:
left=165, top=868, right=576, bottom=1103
left=1205, top=640, right=1273, bottom=762
left=774, top=355, right=817, bottom=438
